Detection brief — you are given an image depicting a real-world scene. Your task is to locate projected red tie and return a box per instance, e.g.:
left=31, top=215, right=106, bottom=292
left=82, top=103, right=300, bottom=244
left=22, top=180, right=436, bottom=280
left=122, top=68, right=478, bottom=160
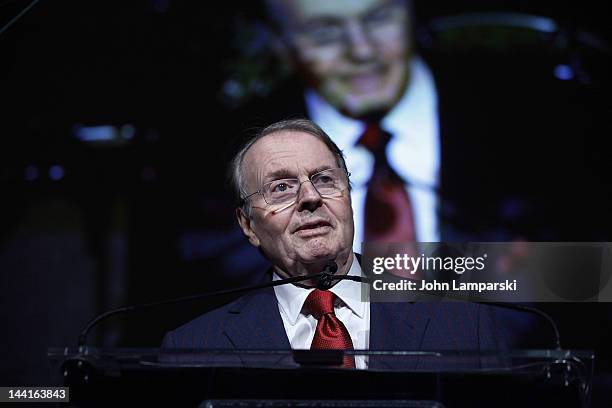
left=304, top=289, right=355, bottom=368
left=357, top=122, right=416, bottom=243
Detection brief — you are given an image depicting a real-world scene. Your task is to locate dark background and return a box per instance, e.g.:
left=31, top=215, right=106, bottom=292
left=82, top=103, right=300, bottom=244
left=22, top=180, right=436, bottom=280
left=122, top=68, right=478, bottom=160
left=1, top=0, right=611, bottom=398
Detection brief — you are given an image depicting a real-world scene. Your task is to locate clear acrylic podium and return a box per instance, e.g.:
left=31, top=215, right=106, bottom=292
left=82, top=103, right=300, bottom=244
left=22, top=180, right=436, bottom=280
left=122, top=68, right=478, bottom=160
left=48, top=348, right=594, bottom=407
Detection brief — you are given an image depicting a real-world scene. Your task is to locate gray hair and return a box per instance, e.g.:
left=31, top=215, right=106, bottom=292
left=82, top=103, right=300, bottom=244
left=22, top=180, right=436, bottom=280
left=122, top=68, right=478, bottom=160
left=229, top=118, right=349, bottom=215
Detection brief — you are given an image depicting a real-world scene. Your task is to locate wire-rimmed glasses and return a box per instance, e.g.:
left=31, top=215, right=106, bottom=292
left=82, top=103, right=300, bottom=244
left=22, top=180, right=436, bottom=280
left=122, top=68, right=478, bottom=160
left=242, top=168, right=351, bottom=210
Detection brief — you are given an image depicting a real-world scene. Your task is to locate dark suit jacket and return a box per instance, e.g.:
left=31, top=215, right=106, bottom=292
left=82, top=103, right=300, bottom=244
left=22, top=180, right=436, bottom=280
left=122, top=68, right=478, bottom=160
left=162, top=284, right=508, bottom=369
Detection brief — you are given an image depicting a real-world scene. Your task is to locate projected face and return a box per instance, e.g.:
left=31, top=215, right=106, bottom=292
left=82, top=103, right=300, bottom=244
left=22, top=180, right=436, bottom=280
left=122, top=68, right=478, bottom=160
left=272, top=0, right=413, bottom=118
left=237, top=131, right=354, bottom=278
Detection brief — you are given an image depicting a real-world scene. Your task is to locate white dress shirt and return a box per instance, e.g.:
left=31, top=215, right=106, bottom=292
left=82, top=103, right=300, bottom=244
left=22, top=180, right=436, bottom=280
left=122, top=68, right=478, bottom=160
left=273, top=256, right=370, bottom=369
left=305, top=57, right=441, bottom=250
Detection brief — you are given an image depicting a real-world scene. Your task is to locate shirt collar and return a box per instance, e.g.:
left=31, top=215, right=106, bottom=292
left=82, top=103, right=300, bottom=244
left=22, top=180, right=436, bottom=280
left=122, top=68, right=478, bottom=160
left=305, top=57, right=438, bottom=188
left=273, top=256, right=366, bottom=326
left=383, top=57, right=437, bottom=139
left=304, top=89, right=364, bottom=152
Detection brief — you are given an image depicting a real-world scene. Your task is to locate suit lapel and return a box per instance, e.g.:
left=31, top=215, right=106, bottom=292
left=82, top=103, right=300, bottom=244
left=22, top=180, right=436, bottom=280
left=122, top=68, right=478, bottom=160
left=223, top=287, right=291, bottom=350
left=223, top=287, right=292, bottom=366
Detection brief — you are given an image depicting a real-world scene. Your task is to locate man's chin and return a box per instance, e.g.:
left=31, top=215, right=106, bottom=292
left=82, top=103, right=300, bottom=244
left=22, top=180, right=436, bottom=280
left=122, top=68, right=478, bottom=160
left=298, top=242, right=352, bottom=266
left=297, top=246, right=338, bottom=266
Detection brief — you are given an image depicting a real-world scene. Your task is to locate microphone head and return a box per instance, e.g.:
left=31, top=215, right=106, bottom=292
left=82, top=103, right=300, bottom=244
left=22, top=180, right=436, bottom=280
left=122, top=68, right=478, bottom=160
left=317, top=261, right=338, bottom=290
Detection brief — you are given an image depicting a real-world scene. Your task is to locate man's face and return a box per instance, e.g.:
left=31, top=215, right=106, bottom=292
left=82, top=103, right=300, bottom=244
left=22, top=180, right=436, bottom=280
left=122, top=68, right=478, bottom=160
left=238, top=131, right=354, bottom=277
left=274, top=0, right=412, bottom=118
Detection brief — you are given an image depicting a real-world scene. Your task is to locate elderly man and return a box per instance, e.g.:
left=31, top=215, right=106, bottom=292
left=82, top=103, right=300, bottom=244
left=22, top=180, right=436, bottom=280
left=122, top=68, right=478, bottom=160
left=163, top=119, right=505, bottom=368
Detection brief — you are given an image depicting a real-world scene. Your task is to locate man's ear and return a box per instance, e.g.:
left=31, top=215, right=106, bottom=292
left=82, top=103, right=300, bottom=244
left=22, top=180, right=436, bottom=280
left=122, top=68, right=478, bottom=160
left=236, top=207, right=261, bottom=247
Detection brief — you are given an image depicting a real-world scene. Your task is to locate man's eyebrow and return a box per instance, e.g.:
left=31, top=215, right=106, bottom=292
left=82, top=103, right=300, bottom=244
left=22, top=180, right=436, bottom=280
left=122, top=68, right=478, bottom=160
left=264, top=166, right=335, bottom=182
left=264, top=169, right=296, bottom=182
left=311, top=166, right=333, bottom=175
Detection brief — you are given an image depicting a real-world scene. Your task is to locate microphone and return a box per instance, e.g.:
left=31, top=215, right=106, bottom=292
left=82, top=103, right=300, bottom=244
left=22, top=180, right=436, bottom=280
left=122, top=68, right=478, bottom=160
left=316, top=262, right=372, bottom=290
left=78, top=262, right=354, bottom=349
left=316, top=261, right=338, bottom=290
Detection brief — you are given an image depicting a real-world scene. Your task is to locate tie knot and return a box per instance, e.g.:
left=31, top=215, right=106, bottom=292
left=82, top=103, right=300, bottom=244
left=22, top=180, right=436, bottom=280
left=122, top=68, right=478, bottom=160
left=356, top=122, right=391, bottom=153
left=304, top=289, right=336, bottom=319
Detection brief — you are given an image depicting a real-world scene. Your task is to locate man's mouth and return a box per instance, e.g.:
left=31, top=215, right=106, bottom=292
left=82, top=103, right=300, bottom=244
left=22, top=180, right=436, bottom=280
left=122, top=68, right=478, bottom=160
left=294, top=220, right=332, bottom=234
left=349, top=73, right=382, bottom=92
left=343, top=67, right=386, bottom=93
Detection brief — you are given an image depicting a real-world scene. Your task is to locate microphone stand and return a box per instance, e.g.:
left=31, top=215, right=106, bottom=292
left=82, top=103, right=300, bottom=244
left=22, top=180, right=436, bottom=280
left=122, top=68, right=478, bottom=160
left=77, top=262, right=347, bottom=350
left=79, top=262, right=561, bottom=351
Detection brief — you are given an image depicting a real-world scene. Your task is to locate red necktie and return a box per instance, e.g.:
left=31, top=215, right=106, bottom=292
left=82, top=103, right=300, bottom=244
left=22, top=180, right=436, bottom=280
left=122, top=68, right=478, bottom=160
left=304, top=289, right=355, bottom=368
left=357, top=122, right=416, bottom=243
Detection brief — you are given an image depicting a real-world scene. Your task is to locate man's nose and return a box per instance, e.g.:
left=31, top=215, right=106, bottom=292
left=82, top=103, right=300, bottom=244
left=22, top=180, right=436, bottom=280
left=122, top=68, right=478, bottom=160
left=345, top=19, right=376, bottom=61
left=296, top=181, right=323, bottom=212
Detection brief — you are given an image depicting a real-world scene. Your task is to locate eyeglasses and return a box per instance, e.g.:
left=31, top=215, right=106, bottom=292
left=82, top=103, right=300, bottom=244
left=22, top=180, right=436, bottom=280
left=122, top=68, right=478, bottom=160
left=242, top=168, right=351, bottom=209
left=293, top=0, right=407, bottom=46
